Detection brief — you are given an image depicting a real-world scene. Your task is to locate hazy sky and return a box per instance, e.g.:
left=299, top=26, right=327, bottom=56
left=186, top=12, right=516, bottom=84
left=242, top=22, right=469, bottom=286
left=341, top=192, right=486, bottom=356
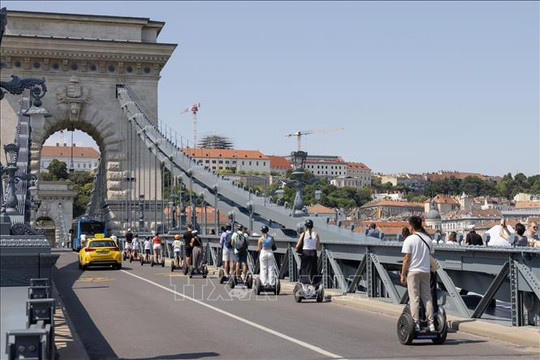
left=5, top=1, right=540, bottom=176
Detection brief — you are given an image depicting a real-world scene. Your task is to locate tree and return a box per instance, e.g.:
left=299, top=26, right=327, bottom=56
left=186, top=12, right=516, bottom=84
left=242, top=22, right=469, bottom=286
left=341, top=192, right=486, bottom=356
left=47, top=159, right=69, bottom=180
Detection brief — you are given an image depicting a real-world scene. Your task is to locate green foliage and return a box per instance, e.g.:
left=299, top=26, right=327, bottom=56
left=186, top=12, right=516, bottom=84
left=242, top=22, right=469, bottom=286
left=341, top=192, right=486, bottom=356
left=422, top=174, right=539, bottom=199
left=68, top=171, right=95, bottom=218
left=47, top=159, right=69, bottom=180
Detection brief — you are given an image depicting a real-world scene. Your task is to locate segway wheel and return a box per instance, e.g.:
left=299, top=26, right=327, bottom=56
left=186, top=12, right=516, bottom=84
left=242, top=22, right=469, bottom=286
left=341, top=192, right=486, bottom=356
left=316, top=287, right=324, bottom=303
left=218, top=269, right=224, bottom=283
left=246, top=273, right=253, bottom=289
left=294, top=283, right=303, bottom=303
left=254, top=278, right=261, bottom=295
left=129, top=255, right=133, bottom=263
left=140, top=257, right=144, bottom=266
left=171, top=262, right=175, bottom=272
left=183, top=264, right=189, bottom=275
left=161, top=260, right=165, bottom=268
left=432, top=308, right=448, bottom=344
left=229, top=277, right=235, bottom=289
left=202, top=266, right=208, bottom=279
left=188, top=266, right=193, bottom=278
left=275, top=280, right=281, bottom=295
left=397, top=312, right=415, bottom=345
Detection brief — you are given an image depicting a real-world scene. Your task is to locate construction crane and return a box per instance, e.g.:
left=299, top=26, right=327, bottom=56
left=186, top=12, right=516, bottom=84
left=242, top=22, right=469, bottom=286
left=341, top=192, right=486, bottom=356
left=181, top=103, right=201, bottom=147
left=285, top=126, right=344, bottom=152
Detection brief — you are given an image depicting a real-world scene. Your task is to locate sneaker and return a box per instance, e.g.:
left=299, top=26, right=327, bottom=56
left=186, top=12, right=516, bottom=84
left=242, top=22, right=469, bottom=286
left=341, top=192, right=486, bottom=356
left=414, top=323, right=421, bottom=332
left=428, top=323, right=436, bottom=332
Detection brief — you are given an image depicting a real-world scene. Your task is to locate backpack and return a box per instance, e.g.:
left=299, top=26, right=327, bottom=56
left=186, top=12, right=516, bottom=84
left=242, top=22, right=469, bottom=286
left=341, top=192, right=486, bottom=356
left=235, top=232, right=248, bottom=252
left=224, top=231, right=233, bottom=249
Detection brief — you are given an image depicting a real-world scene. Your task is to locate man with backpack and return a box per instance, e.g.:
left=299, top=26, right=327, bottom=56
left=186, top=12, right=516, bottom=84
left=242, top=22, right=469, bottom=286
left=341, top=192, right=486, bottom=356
left=220, top=224, right=234, bottom=276
left=231, top=224, right=249, bottom=280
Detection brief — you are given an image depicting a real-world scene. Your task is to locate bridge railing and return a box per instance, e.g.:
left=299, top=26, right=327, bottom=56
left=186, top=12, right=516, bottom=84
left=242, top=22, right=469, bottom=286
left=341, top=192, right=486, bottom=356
left=116, top=85, right=540, bottom=327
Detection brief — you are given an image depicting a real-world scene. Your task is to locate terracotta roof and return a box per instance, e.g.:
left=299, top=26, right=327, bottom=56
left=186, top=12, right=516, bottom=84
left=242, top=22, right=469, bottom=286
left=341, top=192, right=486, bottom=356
left=347, top=162, right=371, bottom=171
left=516, top=201, right=540, bottom=209
left=429, top=195, right=459, bottom=205
left=41, top=145, right=99, bottom=158
left=444, top=209, right=501, bottom=219
left=361, top=200, right=424, bottom=208
left=307, top=204, right=335, bottom=215
left=268, top=156, right=292, bottom=170
left=182, top=148, right=269, bottom=160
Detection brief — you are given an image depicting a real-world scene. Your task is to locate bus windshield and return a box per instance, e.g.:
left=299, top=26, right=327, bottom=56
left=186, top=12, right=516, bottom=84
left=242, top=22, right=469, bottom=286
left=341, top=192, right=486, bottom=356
left=80, top=221, right=106, bottom=236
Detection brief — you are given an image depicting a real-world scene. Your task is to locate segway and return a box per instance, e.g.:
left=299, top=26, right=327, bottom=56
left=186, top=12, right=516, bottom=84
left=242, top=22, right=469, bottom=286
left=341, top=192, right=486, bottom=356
left=151, top=256, right=165, bottom=267
left=293, top=275, right=324, bottom=303
left=129, top=251, right=141, bottom=263
left=397, top=304, right=447, bottom=345
left=140, top=253, right=152, bottom=266
left=397, top=274, right=448, bottom=345
left=171, top=247, right=188, bottom=273
left=188, top=246, right=208, bottom=278
left=218, top=268, right=231, bottom=284
left=228, top=272, right=253, bottom=289
left=254, top=260, right=281, bottom=295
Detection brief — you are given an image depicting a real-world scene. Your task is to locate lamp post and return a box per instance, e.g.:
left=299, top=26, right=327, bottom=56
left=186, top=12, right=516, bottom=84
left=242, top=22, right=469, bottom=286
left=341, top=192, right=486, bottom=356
left=290, top=150, right=307, bottom=217
left=3, top=143, right=20, bottom=215
left=138, top=194, right=145, bottom=232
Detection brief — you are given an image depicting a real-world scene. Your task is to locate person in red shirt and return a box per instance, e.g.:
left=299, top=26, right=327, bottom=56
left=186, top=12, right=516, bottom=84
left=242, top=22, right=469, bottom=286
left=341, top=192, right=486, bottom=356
left=152, top=232, right=162, bottom=263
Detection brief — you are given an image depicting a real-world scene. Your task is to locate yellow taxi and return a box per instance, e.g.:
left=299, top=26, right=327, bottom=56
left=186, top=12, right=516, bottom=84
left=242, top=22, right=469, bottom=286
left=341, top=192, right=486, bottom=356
left=78, top=234, right=122, bottom=270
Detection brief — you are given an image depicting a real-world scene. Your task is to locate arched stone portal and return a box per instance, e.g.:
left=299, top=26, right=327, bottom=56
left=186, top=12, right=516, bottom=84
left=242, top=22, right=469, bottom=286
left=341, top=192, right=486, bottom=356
left=0, top=10, right=177, bottom=230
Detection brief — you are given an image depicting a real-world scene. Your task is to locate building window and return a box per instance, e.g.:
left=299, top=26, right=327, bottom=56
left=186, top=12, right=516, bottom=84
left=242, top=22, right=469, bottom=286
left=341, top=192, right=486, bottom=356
left=256, top=161, right=259, bottom=166
left=249, top=161, right=252, bottom=166
left=90, top=64, right=97, bottom=71
left=108, top=65, right=115, bottom=72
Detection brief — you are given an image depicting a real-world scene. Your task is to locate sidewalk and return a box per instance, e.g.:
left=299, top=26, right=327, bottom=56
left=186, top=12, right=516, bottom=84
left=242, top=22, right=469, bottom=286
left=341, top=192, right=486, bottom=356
left=205, top=264, right=539, bottom=350
left=52, top=272, right=90, bottom=359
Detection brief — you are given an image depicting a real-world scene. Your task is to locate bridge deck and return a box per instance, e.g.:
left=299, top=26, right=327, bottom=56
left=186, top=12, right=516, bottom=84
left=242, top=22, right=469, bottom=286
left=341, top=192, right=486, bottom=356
left=53, top=252, right=539, bottom=359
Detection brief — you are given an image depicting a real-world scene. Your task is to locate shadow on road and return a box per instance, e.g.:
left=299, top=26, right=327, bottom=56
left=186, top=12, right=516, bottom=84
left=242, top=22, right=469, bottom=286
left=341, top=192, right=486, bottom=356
left=409, top=339, right=487, bottom=346
left=120, top=352, right=219, bottom=360
left=54, top=256, right=118, bottom=359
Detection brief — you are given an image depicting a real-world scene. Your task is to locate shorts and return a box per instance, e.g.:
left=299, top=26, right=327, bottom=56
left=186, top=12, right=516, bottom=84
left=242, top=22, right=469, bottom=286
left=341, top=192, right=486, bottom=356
left=185, top=247, right=193, bottom=257
left=125, top=242, right=132, bottom=250
left=145, top=249, right=151, bottom=255
left=222, top=248, right=233, bottom=262
left=132, top=246, right=140, bottom=251
left=233, top=251, right=247, bottom=264
left=153, top=244, right=162, bottom=251
left=174, top=250, right=182, bottom=258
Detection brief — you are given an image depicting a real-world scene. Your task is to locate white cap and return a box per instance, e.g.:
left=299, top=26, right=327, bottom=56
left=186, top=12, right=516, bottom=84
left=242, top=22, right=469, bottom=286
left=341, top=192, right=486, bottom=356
left=192, top=230, right=198, bottom=235
left=467, top=224, right=475, bottom=230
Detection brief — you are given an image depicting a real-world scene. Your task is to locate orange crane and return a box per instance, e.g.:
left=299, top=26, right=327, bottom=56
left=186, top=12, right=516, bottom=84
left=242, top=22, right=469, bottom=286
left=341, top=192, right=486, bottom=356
left=285, top=126, right=344, bottom=152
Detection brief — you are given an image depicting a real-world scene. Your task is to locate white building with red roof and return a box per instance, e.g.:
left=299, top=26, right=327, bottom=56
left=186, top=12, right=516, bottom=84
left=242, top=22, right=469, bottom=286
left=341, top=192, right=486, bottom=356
left=41, top=144, right=100, bottom=172
left=182, top=148, right=270, bottom=173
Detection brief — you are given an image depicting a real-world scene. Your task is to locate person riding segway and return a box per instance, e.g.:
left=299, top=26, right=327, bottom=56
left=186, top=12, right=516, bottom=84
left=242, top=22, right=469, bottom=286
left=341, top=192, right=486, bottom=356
left=293, top=219, right=323, bottom=302
left=183, top=224, right=194, bottom=275
left=397, top=216, right=447, bottom=345
left=171, top=234, right=186, bottom=272
left=151, top=232, right=165, bottom=267
left=254, top=226, right=280, bottom=295
left=188, top=230, right=208, bottom=278
left=228, top=225, right=253, bottom=289
left=218, top=224, right=234, bottom=284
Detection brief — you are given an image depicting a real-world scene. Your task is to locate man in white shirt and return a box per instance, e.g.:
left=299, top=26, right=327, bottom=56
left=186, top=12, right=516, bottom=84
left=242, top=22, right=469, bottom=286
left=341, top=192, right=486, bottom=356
left=400, top=216, right=435, bottom=332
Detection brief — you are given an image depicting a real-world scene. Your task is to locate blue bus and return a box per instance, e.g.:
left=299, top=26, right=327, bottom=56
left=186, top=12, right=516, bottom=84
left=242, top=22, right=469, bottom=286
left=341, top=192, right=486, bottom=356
left=71, top=218, right=108, bottom=251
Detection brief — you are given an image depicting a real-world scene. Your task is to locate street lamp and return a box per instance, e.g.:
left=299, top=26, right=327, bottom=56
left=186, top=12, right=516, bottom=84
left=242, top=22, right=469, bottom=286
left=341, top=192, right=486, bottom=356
left=4, top=143, right=20, bottom=215
left=290, top=150, right=307, bottom=217
left=138, top=194, right=145, bottom=232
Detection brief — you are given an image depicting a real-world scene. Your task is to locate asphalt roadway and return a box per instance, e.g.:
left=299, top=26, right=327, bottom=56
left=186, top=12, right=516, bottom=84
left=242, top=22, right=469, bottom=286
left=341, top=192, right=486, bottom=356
left=53, top=252, right=539, bottom=360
